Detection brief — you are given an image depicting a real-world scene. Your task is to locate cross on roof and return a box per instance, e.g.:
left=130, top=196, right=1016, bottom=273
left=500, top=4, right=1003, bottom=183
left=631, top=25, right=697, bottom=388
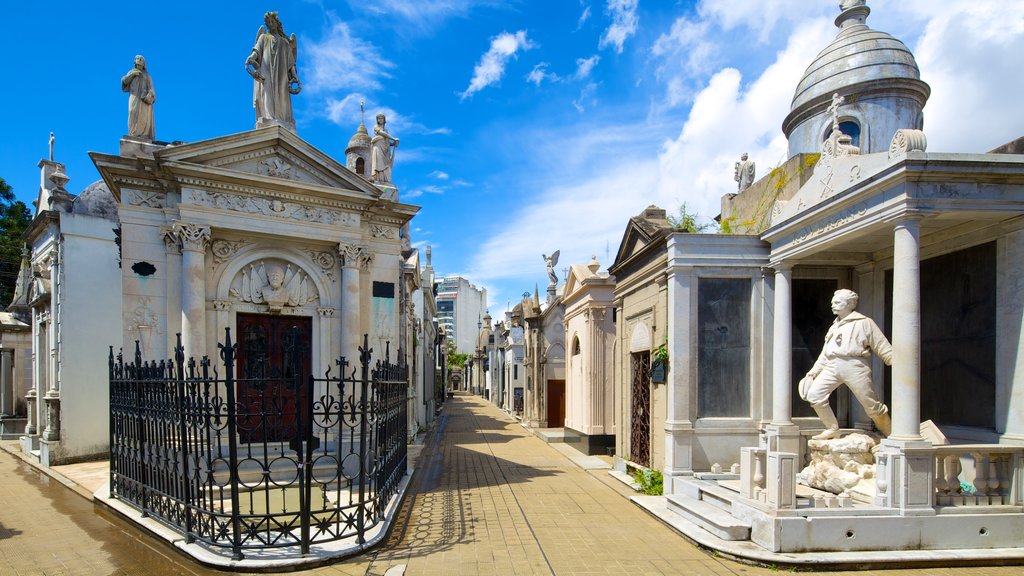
left=827, top=93, right=845, bottom=134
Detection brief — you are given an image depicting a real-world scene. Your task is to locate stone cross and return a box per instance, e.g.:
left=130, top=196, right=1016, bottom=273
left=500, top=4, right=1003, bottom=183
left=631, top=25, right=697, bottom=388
left=48, top=132, right=54, bottom=162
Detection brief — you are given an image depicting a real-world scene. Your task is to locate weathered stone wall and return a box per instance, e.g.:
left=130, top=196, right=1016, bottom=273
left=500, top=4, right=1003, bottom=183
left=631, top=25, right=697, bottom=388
left=720, top=153, right=818, bottom=235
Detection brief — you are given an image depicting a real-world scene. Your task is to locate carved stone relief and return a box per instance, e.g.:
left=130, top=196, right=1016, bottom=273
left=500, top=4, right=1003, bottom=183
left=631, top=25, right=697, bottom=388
left=338, top=243, right=373, bottom=270
left=258, top=157, right=295, bottom=179
left=187, top=189, right=358, bottom=227
left=211, top=239, right=248, bottom=264
left=123, top=189, right=166, bottom=208
left=307, top=250, right=337, bottom=282
left=126, top=296, right=161, bottom=357
left=888, top=129, right=928, bottom=160
left=371, top=224, right=396, bottom=239
left=172, top=222, right=211, bottom=252
left=229, top=259, right=319, bottom=312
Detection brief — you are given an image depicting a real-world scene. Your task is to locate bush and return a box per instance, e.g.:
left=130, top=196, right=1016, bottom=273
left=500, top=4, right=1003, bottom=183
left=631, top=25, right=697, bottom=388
left=631, top=467, right=664, bottom=495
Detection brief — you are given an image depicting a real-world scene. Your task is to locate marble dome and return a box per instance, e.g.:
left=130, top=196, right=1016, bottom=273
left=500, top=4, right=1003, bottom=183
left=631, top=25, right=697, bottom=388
left=783, top=1, right=930, bottom=157
left=71, top=180, right=118, bottom=220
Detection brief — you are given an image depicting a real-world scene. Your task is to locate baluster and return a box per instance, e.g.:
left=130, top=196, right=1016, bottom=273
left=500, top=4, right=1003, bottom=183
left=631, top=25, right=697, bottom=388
left=947, top=455, right=962, bottom=505
left=989, top=455, right=1004, bottom=505
left=934, top=456, right=948, bottom=505
left=753, top=451, right=765, bottom=500
left=972, top=452, right=988, bottom=505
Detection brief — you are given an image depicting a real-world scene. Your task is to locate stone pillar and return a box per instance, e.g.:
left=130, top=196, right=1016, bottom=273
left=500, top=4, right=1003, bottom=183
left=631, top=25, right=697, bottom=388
left=765, top=264, right=800, bottom=454
left=0, top=349, right=13, bottom=417
left=891, top=218, right=922, bottom=441
left=877, top=216, right=935, bottom=514
left=42, top=248, right=61, bottom=443
left=664, top=263, right=694, bottom=491
left=162, top=227, right=183, bottom=358
left=173, top=222, right=210, bottom=359
left=338, top=243, right=370, bottom=367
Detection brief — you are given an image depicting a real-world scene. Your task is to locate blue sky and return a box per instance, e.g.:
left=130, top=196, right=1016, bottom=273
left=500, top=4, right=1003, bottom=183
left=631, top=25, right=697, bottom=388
left=4, top=1, right=1023, bottom=314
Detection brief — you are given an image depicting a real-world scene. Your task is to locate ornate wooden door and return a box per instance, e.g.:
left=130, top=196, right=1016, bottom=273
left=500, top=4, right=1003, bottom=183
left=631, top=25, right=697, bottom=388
left=235, top=313, right=312, bottom=443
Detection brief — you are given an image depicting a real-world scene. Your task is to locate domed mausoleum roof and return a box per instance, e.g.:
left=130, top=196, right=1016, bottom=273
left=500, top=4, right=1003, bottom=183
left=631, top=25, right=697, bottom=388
left=782, top=1, right=930, bottom=156
left=71, top=180, right=118, bottom=220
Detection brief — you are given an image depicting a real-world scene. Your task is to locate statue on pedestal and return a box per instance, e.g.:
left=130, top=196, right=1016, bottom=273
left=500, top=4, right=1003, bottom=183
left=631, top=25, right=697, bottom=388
left=121, top=55, right=156, bottom=140
left=246, top=12, right=301, bottom=130
left=734, top=152, right=755, bottom=192
left=370, top=113, right=399, bottom=184
left=799, top=289, right=892, bottom=439
left=542, top=251, right=560, bottom=287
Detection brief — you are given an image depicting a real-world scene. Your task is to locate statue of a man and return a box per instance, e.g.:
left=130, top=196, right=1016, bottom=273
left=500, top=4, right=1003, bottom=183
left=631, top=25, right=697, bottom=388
left=542, top=251, right=560, bottom=287
left=734, top=152, right=755, bottom=192
left=246, top=12, right=301, bottom=130
left=121, top=55, right=156, bottom=140
left=370, top=113, right=399, bottom=184
left=799, top=289, right=892, bottom=439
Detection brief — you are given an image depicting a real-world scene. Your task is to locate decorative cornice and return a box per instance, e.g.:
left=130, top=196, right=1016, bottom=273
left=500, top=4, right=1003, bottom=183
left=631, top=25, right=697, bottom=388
left=178, top=176, right=365, bottom=213
left=185, top=187, right=359, bottom=228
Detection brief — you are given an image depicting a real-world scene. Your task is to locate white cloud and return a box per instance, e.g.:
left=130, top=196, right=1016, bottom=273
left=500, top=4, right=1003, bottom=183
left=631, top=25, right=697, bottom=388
left=305, top=20, right=394, bottom=93
left=599, top=0, right=639, bottom=54
left=350, top=0, right=500, bottom=32
left=575, top=55, right=600, bottom=79
left=430, top=170, right=450, bottom=180
left=695, top=0, right=830, bottom=43
left=572, top=82, right=599, bottom=112
left=324, top=94, right=450, bottom=136
left=577, top=5, right=592, bottom=30
left=526, top=62, right=560, bottom=86
left=461, top=30, right=536, bottom=99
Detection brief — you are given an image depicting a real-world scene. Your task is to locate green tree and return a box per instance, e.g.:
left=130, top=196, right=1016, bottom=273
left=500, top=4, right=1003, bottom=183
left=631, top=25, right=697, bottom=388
left=0, top=177, right=32, bottom=308
left=667, top=202, right=715, bottom=233
left=445, top=340, right=471, bottom=372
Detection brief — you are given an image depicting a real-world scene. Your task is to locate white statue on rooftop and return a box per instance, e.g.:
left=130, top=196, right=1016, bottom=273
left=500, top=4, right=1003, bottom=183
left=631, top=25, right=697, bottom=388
left=542, top=250, right=560, bottom=287
left=121, top=55, right=156, bottom=140
left=370, top=113, right=399, bottom=184
left=734, top=152, right=755, bottom=192
left=246, top=12, right=301, bottom=131
left=799, top=289, right=892, bottom=439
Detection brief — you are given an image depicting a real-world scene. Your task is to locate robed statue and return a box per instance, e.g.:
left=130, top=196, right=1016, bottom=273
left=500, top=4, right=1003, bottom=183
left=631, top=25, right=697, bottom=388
left=734, top=152, right=755, bottom=192
left=246, top=12, right=301, bottom=131
left=121, top=55, right=156, bottom=140
left=370, top=113, right=399, bottom=184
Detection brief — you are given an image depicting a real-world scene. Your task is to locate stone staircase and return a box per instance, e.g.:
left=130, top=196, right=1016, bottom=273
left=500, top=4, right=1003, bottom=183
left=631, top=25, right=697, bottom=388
left=664, top=477, right=750, bottom=541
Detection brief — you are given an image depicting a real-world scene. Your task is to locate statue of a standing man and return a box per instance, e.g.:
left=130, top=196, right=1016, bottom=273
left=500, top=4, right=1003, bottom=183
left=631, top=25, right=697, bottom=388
left=246, top=12, right=301, bottom=131
left=799, top=289, right=892, bottom=439
left=121, top=55, right=156, bottom=140
left=734, top=152, right=755, bottom=192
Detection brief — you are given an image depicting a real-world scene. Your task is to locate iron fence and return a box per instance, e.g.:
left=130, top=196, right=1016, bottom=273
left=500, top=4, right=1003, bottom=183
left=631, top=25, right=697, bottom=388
left=108, top=329, right=408, bottom=559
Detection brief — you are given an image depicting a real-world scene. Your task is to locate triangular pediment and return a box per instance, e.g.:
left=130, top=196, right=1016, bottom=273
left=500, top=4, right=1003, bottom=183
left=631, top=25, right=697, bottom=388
left=611, top=217, right=669, bottom=270
left=154, top=125, right=382, bottom=198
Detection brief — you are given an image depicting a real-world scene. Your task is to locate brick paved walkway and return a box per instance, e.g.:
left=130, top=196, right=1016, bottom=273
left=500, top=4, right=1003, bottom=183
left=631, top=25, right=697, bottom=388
left=1, top=393, right=1021, bottom=575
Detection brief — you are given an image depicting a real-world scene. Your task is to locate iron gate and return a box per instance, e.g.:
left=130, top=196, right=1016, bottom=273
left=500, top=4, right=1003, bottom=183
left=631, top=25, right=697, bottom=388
left=630, top=351, right=651, bottom=467
left=108, top=329, right=408, bottom=559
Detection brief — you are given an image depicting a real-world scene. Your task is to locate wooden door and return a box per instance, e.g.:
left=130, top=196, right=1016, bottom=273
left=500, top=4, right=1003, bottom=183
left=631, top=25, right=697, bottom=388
left=236, top=313, right=312, bottom=443
left=547, top=379, right=565, bottom=428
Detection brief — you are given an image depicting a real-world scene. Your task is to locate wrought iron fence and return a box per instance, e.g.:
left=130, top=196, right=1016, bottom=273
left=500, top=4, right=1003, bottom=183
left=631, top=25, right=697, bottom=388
left=108, top=329, right=408, bottom=559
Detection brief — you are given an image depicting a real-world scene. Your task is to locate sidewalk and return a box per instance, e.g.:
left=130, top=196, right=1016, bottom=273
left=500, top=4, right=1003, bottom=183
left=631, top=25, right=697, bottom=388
left=3, top=395, right=1022, bottom=575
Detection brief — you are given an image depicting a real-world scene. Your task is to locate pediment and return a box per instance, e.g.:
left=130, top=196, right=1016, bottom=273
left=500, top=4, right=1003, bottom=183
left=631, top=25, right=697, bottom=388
left=154, top=125, right=381, bottom=198
left=611, top=218, right=666, bottom=269
left=769, top=151, right=895, bottom=227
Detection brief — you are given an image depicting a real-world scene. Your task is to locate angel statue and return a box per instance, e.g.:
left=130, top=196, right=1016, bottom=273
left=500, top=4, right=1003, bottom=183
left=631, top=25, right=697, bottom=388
left=231, top=261, right=318, bottom=312
left=245, top=11, right=301, bottom=131
left=542, top=250, right=560, bottom=287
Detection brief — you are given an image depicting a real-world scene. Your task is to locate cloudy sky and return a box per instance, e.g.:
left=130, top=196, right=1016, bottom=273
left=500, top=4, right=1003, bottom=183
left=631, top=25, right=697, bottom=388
left=4, top=1, right=1022, bottom=313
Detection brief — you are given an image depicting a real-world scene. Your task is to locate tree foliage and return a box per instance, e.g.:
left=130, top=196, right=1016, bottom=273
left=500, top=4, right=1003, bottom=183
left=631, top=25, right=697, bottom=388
left=0, top=177, right=32, bottom=308
left=667, top=202, right=715, bottom=233
left=444, top=340, right=471, bottom=371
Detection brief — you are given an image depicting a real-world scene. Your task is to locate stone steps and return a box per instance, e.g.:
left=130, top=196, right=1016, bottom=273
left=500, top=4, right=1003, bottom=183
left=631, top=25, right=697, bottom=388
left=665, top=493, right=750, bottom=541
left=676, top=477, right=738, bottom=513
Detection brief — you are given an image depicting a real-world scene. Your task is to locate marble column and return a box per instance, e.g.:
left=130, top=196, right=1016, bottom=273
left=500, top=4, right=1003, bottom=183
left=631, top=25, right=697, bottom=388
left=338, top=243, right=370, bottom=369
left=890, top=218, right=923, bottom=441
left=765, top=264, right=800, bottom=454
left=173, top=222, right=210, bottom=360
left=877, top=216, right=934, bottom=513
left=42, top=248, right=61, bottom=443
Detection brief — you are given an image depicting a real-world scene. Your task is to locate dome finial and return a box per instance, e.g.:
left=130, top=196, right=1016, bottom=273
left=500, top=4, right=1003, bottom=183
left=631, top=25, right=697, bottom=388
left=836, top=0, right=870, bottom=29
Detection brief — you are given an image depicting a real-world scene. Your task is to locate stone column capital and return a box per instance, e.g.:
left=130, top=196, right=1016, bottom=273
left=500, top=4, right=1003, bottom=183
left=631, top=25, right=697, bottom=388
left=338, top=242, right=373, bottom=270
left=171, top=221, right=211, bottom=252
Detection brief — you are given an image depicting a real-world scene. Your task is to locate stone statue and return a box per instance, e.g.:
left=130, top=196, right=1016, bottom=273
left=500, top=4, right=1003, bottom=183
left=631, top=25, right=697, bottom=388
left=230, top=260, right=317, bottom=312
left=245, top=12, right=301, bottom=131
left=370, top=113, right=399, bottom=184
left=121, top=55, right=156, bottom=140
left=799, top=289, right=892, bottom=439
left=48, top=132, right=54, bottom=161
left=542, top=251, right=560, bottom=287
left=734, top=152, right=755, bottom=192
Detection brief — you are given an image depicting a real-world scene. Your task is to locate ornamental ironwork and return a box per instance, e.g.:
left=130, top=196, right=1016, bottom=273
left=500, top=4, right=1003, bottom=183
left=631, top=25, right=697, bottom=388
left=108, top=330, right=408, bottom=559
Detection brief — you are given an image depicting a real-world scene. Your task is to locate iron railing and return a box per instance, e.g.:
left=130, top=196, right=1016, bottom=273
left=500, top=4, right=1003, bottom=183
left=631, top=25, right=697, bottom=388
left=108, top=329, right=408, bottom=559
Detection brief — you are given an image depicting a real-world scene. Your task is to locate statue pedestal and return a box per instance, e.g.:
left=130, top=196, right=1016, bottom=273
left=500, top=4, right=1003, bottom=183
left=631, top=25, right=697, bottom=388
left=797, top=432, right=878, bottom=496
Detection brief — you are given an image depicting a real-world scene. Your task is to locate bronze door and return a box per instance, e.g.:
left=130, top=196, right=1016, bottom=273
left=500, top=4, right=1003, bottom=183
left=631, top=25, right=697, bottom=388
left=235, top=313, right=312, bottom=443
